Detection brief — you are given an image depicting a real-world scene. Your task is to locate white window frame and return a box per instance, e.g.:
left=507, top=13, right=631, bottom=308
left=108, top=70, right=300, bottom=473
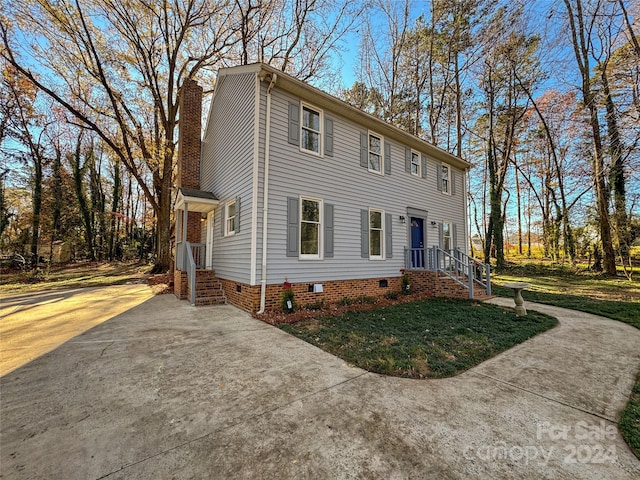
left=299, top=195, right=323, bottom=260
left=443, top=221, right=452, bottom=251
left=441, top=163, right=451, bottom=195
left=224, top=200, right=237, bottom=236
left=369, top=208, right=385, bottom=260
left=368, top=131, right=383, bottom=175
left=300, top=102, right=323, bottom=156
left=410, top=149, right=421, bottom=177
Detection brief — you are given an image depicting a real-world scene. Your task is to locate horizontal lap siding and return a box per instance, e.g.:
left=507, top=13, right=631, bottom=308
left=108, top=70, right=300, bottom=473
left=265, top=89, right=466, bottom=284
left=201, top=73, right=256, bottom=284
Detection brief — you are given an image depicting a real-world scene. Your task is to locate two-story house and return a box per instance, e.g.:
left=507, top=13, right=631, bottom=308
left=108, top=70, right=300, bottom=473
left=174, top=63, right=490, bottom=312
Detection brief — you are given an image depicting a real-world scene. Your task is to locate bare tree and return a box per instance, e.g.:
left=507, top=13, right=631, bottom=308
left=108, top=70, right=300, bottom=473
left=561, top=0, right=617, bottom=275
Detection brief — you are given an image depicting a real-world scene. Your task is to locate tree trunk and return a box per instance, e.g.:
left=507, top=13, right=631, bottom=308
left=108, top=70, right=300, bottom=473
left=601, top=65, right=629, bottom=264
left=30, top=159, right=42, bottom=266
left=71, top=142, right=95, bottom=260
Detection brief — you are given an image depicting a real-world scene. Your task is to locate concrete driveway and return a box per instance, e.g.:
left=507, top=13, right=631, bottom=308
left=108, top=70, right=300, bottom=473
left=1, top=289, right=639, bottom=479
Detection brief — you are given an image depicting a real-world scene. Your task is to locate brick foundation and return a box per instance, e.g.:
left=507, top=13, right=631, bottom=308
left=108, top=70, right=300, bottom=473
left=177, top=270, right=489, bottom=311
left=174, top=270, right=188, bottom=300
left=219, top=276, right=403, bottom=313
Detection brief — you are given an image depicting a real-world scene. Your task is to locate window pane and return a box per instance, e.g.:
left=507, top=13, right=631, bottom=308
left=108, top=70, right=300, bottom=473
left=303, top=107, right=320, bottom=131
left=370, top=211, right=382, bottom=229
left=411, top=152, right=419, bottom=175
left=443, top=223, right=450, bottom=236
left=300, top=223, right=319, bottom=254
left=369, top=153, right=380, bottom=171
left=369, top=135, right=380, bottom=153
left=370, top=230, right=382, bottom=256
left=227, top=203, right=235, bottom=217
left=301, top=129, right=319, bottom=152
left=302, top=199, right=319, bottom=222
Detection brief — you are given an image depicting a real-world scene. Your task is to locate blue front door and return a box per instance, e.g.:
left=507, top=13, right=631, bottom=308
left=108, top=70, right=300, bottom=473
left=411, top=217, right=424, bottom=268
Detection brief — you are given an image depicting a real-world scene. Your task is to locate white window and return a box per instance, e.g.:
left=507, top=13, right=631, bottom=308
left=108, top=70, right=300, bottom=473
left=443, top=221, right=452, bottom=251
left=369, top=209, right=384, bottom=259
left=301, top=104, right=322, bottom=154
left=441, top=163, right=451, bottom=194
left=411, top=149, right=421, bottom=176
left=300, top=197, right=322, bottom=258
left=224, top=200, right=237, bottom=236
left=368, top=132, right=382, bottom=174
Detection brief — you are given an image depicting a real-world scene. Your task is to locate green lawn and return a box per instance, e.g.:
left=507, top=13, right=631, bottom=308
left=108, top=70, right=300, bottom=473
left=280, top=298, right=557, bottom=379
left=493, top=264, right=640, bottom=329
left=491, top=284, right=640, bottom=329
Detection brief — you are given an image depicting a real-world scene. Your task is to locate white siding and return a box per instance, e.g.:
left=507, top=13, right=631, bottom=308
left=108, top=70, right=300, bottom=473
left=201, top=73, right=256, bottom=283
left=264, top=88, right=467, bottom=284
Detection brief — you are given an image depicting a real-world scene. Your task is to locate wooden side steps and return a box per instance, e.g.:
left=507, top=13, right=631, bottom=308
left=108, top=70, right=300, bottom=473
left=193, top=270, right=227, bottom=306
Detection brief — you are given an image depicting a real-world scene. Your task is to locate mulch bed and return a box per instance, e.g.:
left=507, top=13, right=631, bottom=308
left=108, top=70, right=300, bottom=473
left=255, top=291, right=434, bottom=325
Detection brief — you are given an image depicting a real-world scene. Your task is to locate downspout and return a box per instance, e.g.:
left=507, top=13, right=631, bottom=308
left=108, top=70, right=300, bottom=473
left=258, top=72, right=277, bottom=314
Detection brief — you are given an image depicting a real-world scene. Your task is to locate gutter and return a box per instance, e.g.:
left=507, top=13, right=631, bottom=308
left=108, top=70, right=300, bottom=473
left=257, top=72, right=277, bottom=314
left=249, top=73, right=260, bottom=285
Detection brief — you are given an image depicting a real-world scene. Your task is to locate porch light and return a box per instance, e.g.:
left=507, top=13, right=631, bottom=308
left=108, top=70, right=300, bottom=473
left=431, top=221, right=437, bottom=227
left=399, top=215, right=406, bottom=224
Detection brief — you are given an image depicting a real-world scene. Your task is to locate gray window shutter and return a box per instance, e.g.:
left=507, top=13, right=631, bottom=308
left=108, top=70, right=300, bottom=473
left=384, top=141, right=391, bottom=174
left=324, top=203, right=334, bottom=258
left=360, top=209, right=369, bottom=258
left=451, top=170, right=456, bottom=195
left=437, top=165, right=443, bottom=191
left=385, top=213, right=393, bottom=258
left=221, top=205, right=225, bottom=236
left=235, top=196, right=241, bottom=233
left=405, top=147, right=411, bottom=173
left=421, top=154, right=427, bottom=179
left=286, top=197, right=299, bottom=257
left=438, top=223, right=444, bottom=248
left=325, top=117, right=333, bottom=157
left=452, top=223, right=458, bottom=249
left=288, top=102, right=299, bottom=145
left=360, top=133, right=368, bottom=168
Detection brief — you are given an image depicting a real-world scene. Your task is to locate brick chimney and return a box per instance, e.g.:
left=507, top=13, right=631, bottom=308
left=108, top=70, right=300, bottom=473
left=177, top=78, right=203, bottom=245
left=177, top=78, right=203, bottom=190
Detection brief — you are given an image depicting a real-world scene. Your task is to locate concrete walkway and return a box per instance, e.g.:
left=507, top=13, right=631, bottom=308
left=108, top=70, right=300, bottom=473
left=1, top=291, right=639, bottom=479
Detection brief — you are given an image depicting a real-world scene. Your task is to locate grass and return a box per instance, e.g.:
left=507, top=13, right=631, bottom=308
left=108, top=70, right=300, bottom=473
left=280, top=297, right=557, bottom=379
left=493, top=263, right=640, bottom=329
left=493, top=261, right=640, bottom=459
left=0, top=261, right=152, bottom=294
left=620, top=371, right=640, bottom=459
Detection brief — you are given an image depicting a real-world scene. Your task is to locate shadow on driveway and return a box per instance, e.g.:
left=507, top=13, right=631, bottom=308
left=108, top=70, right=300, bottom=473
left=1, top=285, right=154, bottom=376
left=1, top=294, right=639, bottom=479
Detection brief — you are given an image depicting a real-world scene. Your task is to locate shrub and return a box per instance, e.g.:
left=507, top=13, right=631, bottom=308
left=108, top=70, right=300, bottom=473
left=280, top=288, right=296, bottom=313
left=304, top=299, right=326, bottom=311
left=384, top=291, right=400, bottom=300
left=338, top=296, right=354, bottom=306
left=401, top=273, right=411, bottom=295
left=356, top=295, right=378, bottom=305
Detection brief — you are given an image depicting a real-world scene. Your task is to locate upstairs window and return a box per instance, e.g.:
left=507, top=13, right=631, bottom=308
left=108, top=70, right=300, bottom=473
left=411, top=150, right=421, bottom=176
left=301, top=104, right=321, bottom=154
left=441, top=164, right=451, bottom=194
left=368, top=133, right=382, bottom=173
left=224, top=200, right=237, bottom=236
